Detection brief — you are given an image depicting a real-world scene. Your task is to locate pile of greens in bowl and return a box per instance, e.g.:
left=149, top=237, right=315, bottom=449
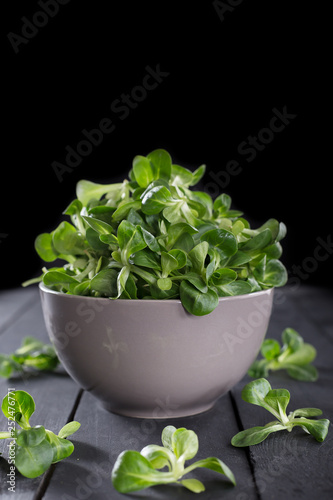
left=28, top=149, right=287, bottom=315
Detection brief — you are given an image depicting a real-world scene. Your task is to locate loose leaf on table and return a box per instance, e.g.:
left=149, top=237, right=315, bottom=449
left=248, top=327, right=318, bottom=381
left=0, top=390, right=81, bottom=478
left=0, top=336, right=59, bottom=379
left=112, top=425, right=235, bottom=494
left=231, top=378, right=330, bottom=447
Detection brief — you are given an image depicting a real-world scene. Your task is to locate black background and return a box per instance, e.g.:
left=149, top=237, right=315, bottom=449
left=2, top=0, right=331, bottom=290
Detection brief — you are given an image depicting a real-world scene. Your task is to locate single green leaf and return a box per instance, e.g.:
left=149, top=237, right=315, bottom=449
left=264, top=389, right=290, bottom=418
left=147, top=149, right=172, bottom=181
left=141, top=186, right=173, bottom=215
left=161, top=251, right=179, bottom=277
left=138, top=226, right=160, bottom=252
left=180, top=281, right=219, bottom=316
left=52, top=221, right=86, bottom=255
left=186, top=457, right=236, bottom=486
left=253, top=255, right=267, bottom=283
left=0, top=356, right=14, bottom=378
left=172, top=232, right=195, bottom=253
left=117, top=221, right=147, bottom=262
left=231, top=423, right=285, bottom=447
left=116, top=266, right=131, bottom=298
left=256, top=219, right=280, bottom=241
left=190, top=164, right=206, bottom=186
left=112, top=450, right=173, bottom=493
left=281, top=328, right=304, bottom=352
left=82, top=216, right=114, bottom=236
left=157, top=278, right=173, bottom=290
left=161, top=425, right=176, bottom=452
left=0, top=431, right=12, bottom=439
left=99, top=233, right=119, bottom=246
left=140, top=444, right=174, bottom=470
left=168, top=249, right=187, bottom=269
left=90, top=268, right=118, bottom=297
left=112, top=200, right=142, bottom=221
left=217, top=280, right=252, bottom=296
left=170, top=164, right=195, bottom=187
left=133, top=155, right=155, bottom=188
left=292, top=418, right=330, bottom=442
left=15, top=437, right=54, bottom=478
left=201, top=228, right=238, bottom=259
left=285, top=364, right=318, bottom=381
left=45, top=430, right=74, bottom=463
left=211, top=268, right=237, bottom=286
left=180, top=478, right=205, bottom=493
left=76, top=180, right=123, bottom=206
left=247, top=359, right=269, bottom=378
left=58, top=420, right=80, bottom=439
left=276, top=222, right=287, bottom=242
left=241, top=378, right=272, bottom=407
left=261, top=339, right=281, bottom=360
left=281, top=343, right=317, bottom=366
left=86, top=228, right=110, bottom=251
left=132, top=249, right=161, bottom=270
left=213, top=193, right=231, bottom=212
left=16, top=426, right=46, bottom=448
left=227, top=251, right=252, bottom=267
left=35, top=233, right=59, bottom=262
left=241, top=228, right=273, bottom=253
left=188, top=241, right=209, bottom=275
left=172, top=427, right=199, bottom=461
left=292, top=408, right=323, bottom=418
left=63, top=199, right=83, bottom=216
left=2, top=390, right=35, bottom=429
left=43, top=271, right=78, bottom=288
left=165, top=222, right=198, bottom=250
left=260, top=259, right=288, bottom=287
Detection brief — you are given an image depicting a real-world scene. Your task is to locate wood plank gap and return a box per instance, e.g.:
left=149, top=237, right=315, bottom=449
left=32, top=389, right=84, bottom=500
left=228, top=390, right=262, bottom=500
left=66, top=388, right=84, bottom=423
left=32, top=464, right=56, bottom=500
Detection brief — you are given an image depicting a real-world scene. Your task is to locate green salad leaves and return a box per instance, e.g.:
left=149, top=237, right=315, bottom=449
left=248, top=328, right=318, bottom=381
left=231, top=378, right=330, bottom=447
left=0, top=336, right=59, bottom=379
left=112, top=425, right=236, bottom=493
left=0, top=390, right=80, bottom=478
left=25, top=149, right=287, bottom=316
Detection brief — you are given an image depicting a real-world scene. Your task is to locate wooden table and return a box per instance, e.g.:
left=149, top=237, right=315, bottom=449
left=0, top=284, right=332, bottom=499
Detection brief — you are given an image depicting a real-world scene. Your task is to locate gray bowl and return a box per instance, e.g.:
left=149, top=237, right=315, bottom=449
left=39, top=283, right=274, bottom=418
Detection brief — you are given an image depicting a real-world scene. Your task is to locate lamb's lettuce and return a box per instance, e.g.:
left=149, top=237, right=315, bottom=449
left=0, top=390, right=80, bottom=478
left=248, top=328, right=318, bottom=381
left=24, top=149, right=288, bottom=316
left=112, top=425, right=236, bottom=493
left=231, top=379, right=330, bottom=447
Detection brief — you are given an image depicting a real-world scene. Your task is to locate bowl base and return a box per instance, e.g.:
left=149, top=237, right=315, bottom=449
left=100, top=400, right=217, bottom=419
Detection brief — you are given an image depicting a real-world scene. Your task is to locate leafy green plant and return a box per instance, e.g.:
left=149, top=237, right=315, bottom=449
left=24, top=149, right=287, bottom=315
left=0, top=336, right=59, bottom=379
left=112, top=425, right=236, bottom=493
left=0, top=390, right=80, bottom=478
left=231, top=378, right=330, bottom=447
left=248, top=328, right=318, bottom=381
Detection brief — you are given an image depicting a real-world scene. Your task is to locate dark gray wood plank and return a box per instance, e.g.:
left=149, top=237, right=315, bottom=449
left=288, top=284, right=333, bottom=343
left=43, top=390, right=258, bottom=500
left=0, top=288, right=81, bottom=499
left=0, top=287, right=38, bottom=336
left=231, top=285, right=333, bottom=500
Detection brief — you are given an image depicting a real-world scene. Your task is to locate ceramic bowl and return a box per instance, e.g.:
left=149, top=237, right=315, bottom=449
left=39, top=283, right=274, bottom=418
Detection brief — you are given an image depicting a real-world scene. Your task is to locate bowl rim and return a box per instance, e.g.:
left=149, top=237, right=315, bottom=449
left=39, top=282, right=274, bottom=305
